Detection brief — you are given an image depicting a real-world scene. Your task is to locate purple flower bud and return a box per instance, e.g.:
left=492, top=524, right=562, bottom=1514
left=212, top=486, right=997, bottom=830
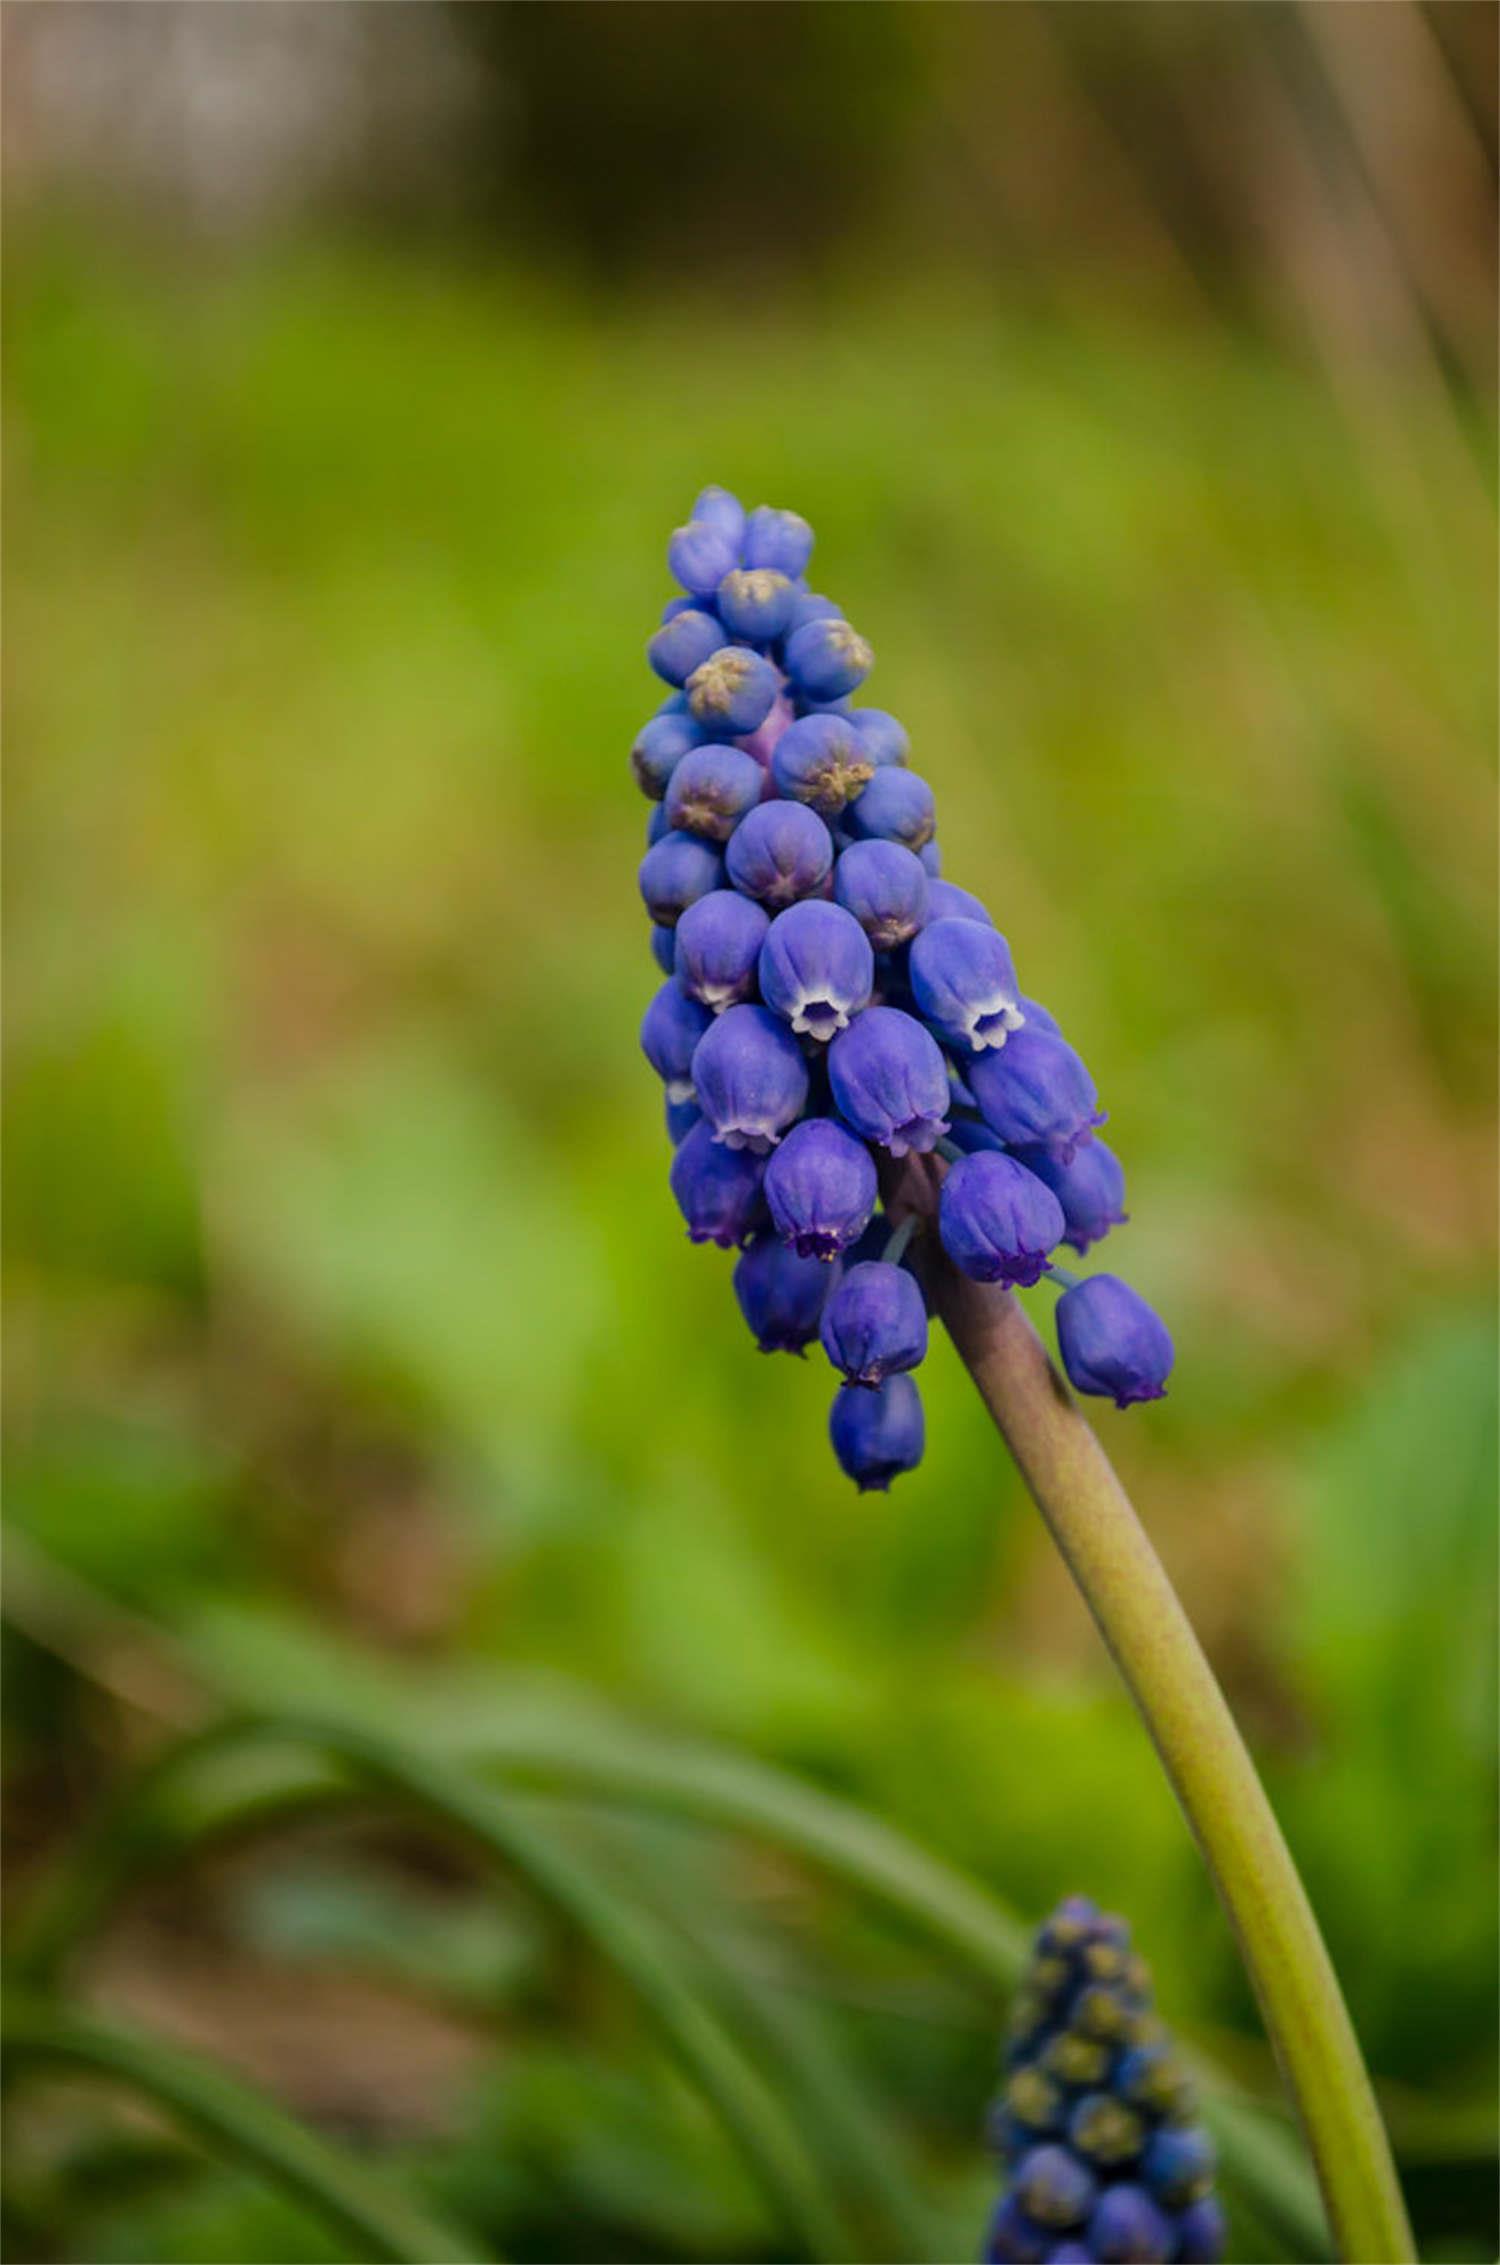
left=691, top=1003, right=809, bottom=1153
left=846, top=767, right=937, bottom=851
left=733, top=1233, right=836, bottom=1353
left=736, top=688, right=794, bottom=767
left=638, top=830, right=725, bottom=927
left=784, top=616, right=874, bottom=702
left=770, top=713, right=877, bottom=817
left=716, top=567, right=796, bottom=644
left=741, top=504, right=814, bottom=577
left=967, top=1029, right=1105, bottom=1163
left=631, top=706, right=705, bottom=800
left=691, top=484, right=746, bottom=546
left=645, top=802, right=671, bottom=847
left=686, top=644, right=780, bottom=735
left=664, top=744, right=765, bottom=842
left=918, top=838, right=942, bottom=877
left=660, top=595, right=697, bottom=623
left=1175, top=2197, right=1227, bottom=2263
left=669, top=518, right=739, bottom=597
left=847, top=707, right=909, bottom=768
left=946, top=1117, right=1006, bottom=1157
left=828, top=1006, right=951, bottom=1157
left=649, top=922, right=677, bottom=976
left=1017, top=995, right=1061, bottom=1037
left=758, top=900, right=874, bottom=1041
left=1012, top=1140, right=1127, bottom=1254
left=764, top=1117, right=877, bottom=1259
left=1012, top=2144, right=1098, bottom=2231
left=665, top=1094, right=701, bottom=1144
left=819, top=1260, right=927, bottom=1386
left=669, top=1119, right=766, bottom=1247
left=829, top=1372, right=924, bottom=1491
left=1055, top=1275, right=1173, bottom=1409
left=647, top=608, right=725, bottom=687
left=1140, top=2127, right=1215, bottom=2209
left=983, top=2195, right=1050, bottom=2264
left=725, top=799, right=834, bottom=908
left=786, top=590, right=843, bottom=636
left=674, top=889, right=770, bottom=1012
left=834, top=839, right=929, bottom=949
left=640, top=980, right=713, bottom=1101
left=1086, top=2184, right=1175, bottom=2263
left=909, top=917, right=1024, bottom=1053
left=938, top=1151, right=1065, bottom=1287
left=925, top=878, right=993, bottom=925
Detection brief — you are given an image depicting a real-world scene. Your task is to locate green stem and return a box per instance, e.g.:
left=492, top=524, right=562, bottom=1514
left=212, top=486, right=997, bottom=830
left=930, top=1255, right=1415, bottom=2263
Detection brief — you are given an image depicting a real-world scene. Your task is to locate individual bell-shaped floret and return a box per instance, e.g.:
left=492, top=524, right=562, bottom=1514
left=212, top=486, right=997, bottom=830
left=846, top=766, right=937, bottom=850
left=686, top=644, right=780, bottom=735
left=1012, top=2144, right=1098, bottom=2232
left=647, top=608, right=725, bottom=687
left=770, top=713, right=877, bottom=818
left=834, top=838, right=929, bottom=949
left=725, top=798, right=835, bottom=908
left=741, top=504, right=814, bottom=577
left=919, top=839, right=942, bottom=876
left=938, top=1150, right=1065, bottom=1288
left=638, top=830, right=725, bottom=926
left=764, top=1117, right=877, bottom=1260
left=1055, top=1275, right=1173, bottom=1409
left=786, top=589, right=842, bottom=636
left=665, top=743, right=765, bottom=842
left=924, top=877, right=993, bottom=925
left=691, top=1003, right=810, bottom=1154
left=909, top=916, right=1025, bottom=1052
left=819, top=1260, right=928, bottom=1387
left=847, top=707, right=909, bottom=767
left=1013, top=1139, right=1128, bottom=1254
left=631, top=704, right=705, bottom=799
left=640, top=981, right=713, bottom=1103
left=732, top=1234, right=836, bottom=1354
left=1140, top=2127, right=1216, bottom=2210
left=691, top=484, right=746, bottom=545
left=716, top=567, right=796, bottom=644
left=1086, top=2184, right=1175, bottom=2263
left=758, top=900, right=874, bottom=1041
left=1175, top=2197, right=1228, bottom=2263
left=668, top=517, right=739, bottom=597
left=673, top=890, right=769, bottom=1013
left=666, top=1091, right=701, bottom=1145
left=784, top=616, right=874, bottom=703
left=668, top=1120, right=766, bottom=1247
left=828, top=1006, right=951, bottom=1157
left=829, top=1371, right=924, bottom=1490
left=967, top=1028, right=1105, bottom=1162
left=984, top=2194, right=1050, bottom=2264
left=649, top=923, right=677, bottom=976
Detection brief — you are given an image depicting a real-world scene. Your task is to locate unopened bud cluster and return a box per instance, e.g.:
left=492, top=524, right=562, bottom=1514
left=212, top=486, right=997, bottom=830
left=635, top=488, right=1173, bottom=1487
left=985, top=1897, right=1225, bottom=2263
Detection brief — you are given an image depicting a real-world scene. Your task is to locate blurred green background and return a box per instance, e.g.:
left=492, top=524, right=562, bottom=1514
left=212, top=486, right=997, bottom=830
left=3, top=4, right=1496, bottom=2261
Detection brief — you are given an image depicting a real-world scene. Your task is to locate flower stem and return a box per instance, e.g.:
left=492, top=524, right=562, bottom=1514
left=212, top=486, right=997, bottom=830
left=925, top=1240, right=1413, bottom=2262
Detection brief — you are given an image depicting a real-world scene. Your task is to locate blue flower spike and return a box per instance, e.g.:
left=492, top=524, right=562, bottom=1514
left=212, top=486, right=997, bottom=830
left=630, top=490, right=1170, bottom=1488
left=984, top=1897, right=1224, bottom=2264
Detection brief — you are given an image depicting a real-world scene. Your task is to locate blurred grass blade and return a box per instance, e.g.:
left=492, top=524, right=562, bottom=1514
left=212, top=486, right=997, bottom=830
left=11, top=1708, right=1329, bottom=2257
left=1, top=1995, right=480, bottom=2264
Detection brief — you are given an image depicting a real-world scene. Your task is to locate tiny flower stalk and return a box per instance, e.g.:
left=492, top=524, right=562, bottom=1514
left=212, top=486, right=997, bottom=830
left=630, top=488, right=1413, bottom=2262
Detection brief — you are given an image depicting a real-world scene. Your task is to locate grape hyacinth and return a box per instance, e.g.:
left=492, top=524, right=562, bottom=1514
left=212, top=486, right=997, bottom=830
left=984, top=1897, right=1225, bottom=2264
left=632, top=488, right=1174, bottom=1485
